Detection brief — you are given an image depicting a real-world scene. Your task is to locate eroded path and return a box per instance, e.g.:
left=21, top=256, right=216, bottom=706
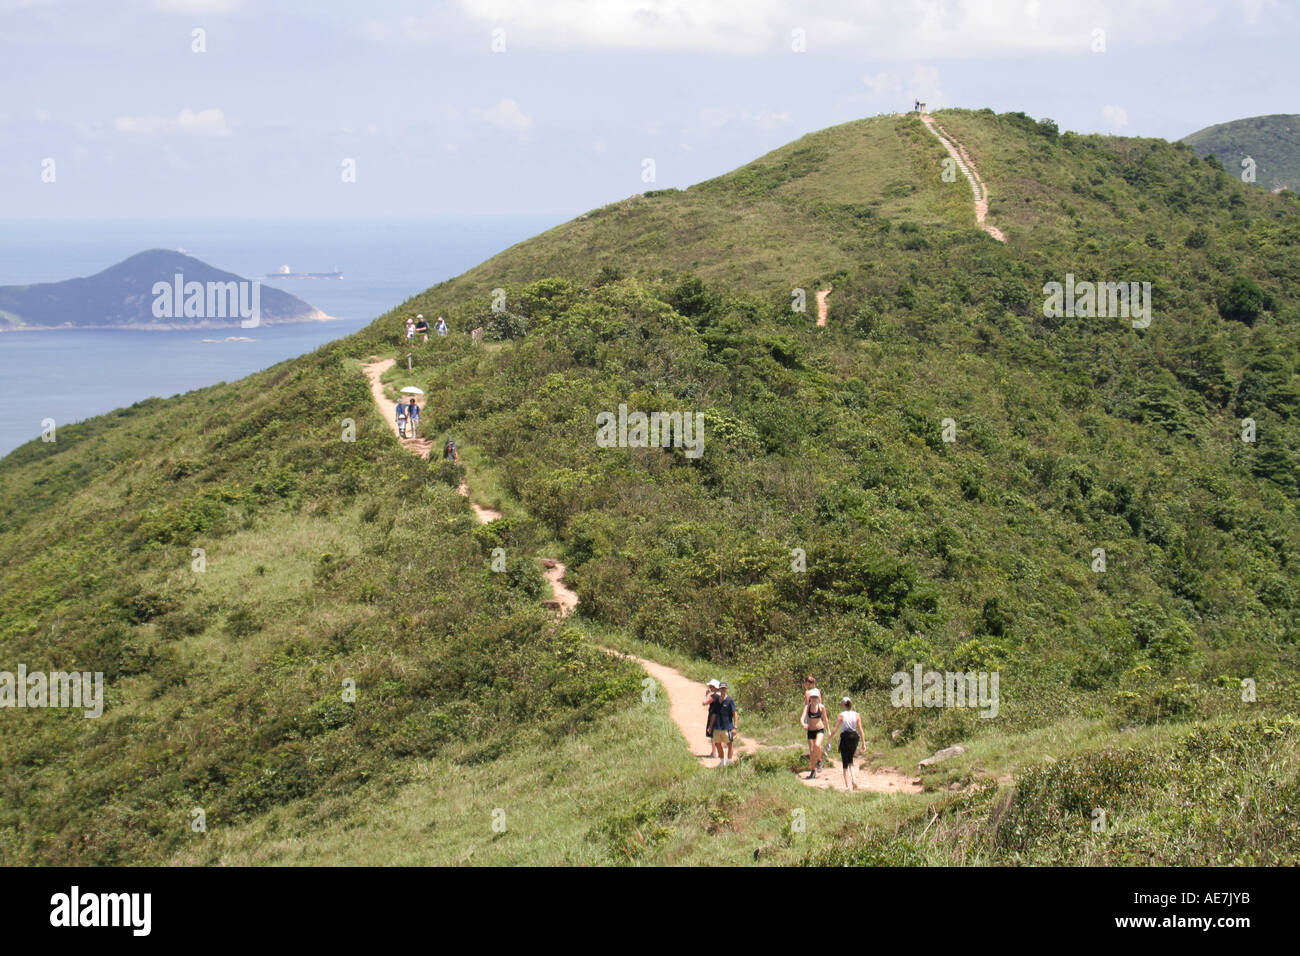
left=920, top=114, right=1006, bottom=242
left=363, top=357, right=500, bottom=520
left=816, top=288, right=830, bottom=327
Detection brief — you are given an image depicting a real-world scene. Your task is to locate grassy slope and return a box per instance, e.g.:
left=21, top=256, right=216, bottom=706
left=2, top=110, right=1299, bottom=865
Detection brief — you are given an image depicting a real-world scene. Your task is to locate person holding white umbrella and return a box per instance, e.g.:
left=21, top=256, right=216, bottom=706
left=399, top=386, right=425, bottom=440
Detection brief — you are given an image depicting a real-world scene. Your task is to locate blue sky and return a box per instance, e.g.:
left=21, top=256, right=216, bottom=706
left=2, top=0, right=1294, bottom=218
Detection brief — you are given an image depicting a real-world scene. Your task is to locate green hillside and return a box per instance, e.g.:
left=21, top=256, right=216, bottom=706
left=2, top=109, right=1298, bottom=866
left=1182, top=113, right=1300, bottom=193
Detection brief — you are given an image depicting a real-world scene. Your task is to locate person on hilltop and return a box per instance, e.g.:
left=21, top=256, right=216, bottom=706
left=800, top=687, right=829, bottom=780
left=406, top=397, right=421, bottom=439
left=414, top=314, right=429, bottom=342
left=395, top=400, right=408, bottom=438
left=434, top=316, right=448, bottom=337
left=703, top=679, right=721, bottom=756
left=405, top=316, right=416, bottom=347
left=442, top=438, right=459, bottom=462
left=830, top=697, right=863, bottom=791
left=711, top=681, right=738, bottom=766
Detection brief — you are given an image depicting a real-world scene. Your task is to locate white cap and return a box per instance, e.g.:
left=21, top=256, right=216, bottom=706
left=842, top=697, right=852, bottom=706
left=707, top=679, right=720, bottom=688
left=417, top=314, right=423, bottom=318
left=808, top=688, right=821, bottom=697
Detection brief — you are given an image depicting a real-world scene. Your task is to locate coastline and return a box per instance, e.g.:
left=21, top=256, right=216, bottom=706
left=0, top=309, right=340, bottom=332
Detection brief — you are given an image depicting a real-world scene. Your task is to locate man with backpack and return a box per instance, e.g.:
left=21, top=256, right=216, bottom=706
left=414, top=315, right=429, bottom=342
left=395, top=401, right=408, bottom=438
left=443, top=439, right=459, bottom=462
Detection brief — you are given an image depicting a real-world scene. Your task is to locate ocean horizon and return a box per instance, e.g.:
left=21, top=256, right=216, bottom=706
left=0, top=215, right=566, bottom=456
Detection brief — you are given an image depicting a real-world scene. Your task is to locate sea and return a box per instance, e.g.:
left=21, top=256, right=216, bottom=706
left=0, top=216, right=565, bottom=457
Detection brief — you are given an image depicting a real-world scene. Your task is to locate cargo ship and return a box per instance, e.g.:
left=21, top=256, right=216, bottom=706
left=266, top=264, right=343, bottom=279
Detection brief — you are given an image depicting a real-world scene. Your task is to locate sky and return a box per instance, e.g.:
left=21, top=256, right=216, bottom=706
left=1, top=0, right=1295, bottom=218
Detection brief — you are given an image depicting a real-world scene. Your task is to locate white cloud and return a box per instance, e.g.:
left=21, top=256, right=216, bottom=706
left=448, top=0, right=1227, bottom=57
left=753, top=109, right=791, bottom=130
left=481, top=98, right=532, bottom=132
left=1100, top=104, right=1129, bottom=131
left=34, top=107, right=51, bottom=123
left=455, top=0, right=785, bottom=54
left=114, top=108, right=231, bottom=136
left=861, top=72, right=902, bottom=95
left=177, top=108, right=230, bottom=135
left=154, top=0, right=241, bottom=13
left=115, top=114, right=168, bottom=134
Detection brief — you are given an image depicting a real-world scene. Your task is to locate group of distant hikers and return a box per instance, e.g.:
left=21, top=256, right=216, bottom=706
left=394, top=314, right=460, bottom=460
left=405, top=313, right=448, bottom=344
left=703, top=674, right=865, bottom=790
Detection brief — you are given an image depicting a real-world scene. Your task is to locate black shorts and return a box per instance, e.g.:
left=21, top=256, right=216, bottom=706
left=839, top=730, right=860, bottom=764
left=807, top=728, right=823, bottom=741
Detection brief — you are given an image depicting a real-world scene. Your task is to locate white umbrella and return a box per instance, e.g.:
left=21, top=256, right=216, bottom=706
left=400, top=386, right=425, bottom=395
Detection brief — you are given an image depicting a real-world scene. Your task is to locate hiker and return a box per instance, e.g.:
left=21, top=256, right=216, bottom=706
left=830, top=697, right=863, bottom=791
left=711, top=681, right=738, bottom=766
left=405, top=317, right=416, bottom=346
left=434, top=316, right=448, bottom=337
left=395, top=401, right=408, bottom=438
left=406, top=397, right=420, bottom=438
left=803, top=675, right=818, bottom=703
left=703, top=679, right=721, bottom=755
left=804, top=675, right=823, bottom=770
left=800, top=688, right=829, bottom=779
left=442, top=439, right=459, bottom=462
left=414, top=314, right=429, bottom=342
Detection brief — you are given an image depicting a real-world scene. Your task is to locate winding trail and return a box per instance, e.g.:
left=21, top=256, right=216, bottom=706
left=360, top=355, right=919, bottom=793
left=362, top=358, right=435, bottom=458
left=362, top=357, right=501, bottom=520
left=815, top=288, right=830, bottom=327
left=920, top=113, right=1006, bottom=242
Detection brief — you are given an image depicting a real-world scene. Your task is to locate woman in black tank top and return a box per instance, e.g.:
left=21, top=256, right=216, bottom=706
left=800, top=688, right=829, bottom=780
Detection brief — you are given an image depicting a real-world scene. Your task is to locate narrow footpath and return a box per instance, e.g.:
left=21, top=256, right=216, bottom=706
left=362, top=356, right=919, bottom=794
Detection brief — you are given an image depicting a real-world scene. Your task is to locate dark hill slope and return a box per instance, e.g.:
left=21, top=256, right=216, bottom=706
left=1183, top=113, right=1300, bottom=192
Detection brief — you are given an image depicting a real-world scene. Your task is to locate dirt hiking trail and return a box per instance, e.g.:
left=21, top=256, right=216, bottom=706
left=362, top=357, right=501, bottom=521
left=816, top=288, right=830, bottom=327
left=920, top=114, right=1006, bottom=243
left=361, top=355, right=918, bottom=794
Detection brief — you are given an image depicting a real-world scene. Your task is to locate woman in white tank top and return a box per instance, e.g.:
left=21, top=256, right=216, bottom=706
left=831, top=698, right=863, bottom=790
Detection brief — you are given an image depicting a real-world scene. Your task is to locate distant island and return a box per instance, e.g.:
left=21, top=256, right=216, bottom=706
left=0, top=249, right=335, bottom=331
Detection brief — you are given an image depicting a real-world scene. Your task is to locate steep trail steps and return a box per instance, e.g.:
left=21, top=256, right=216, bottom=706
left=919, top=113, right=1006, bottom=242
